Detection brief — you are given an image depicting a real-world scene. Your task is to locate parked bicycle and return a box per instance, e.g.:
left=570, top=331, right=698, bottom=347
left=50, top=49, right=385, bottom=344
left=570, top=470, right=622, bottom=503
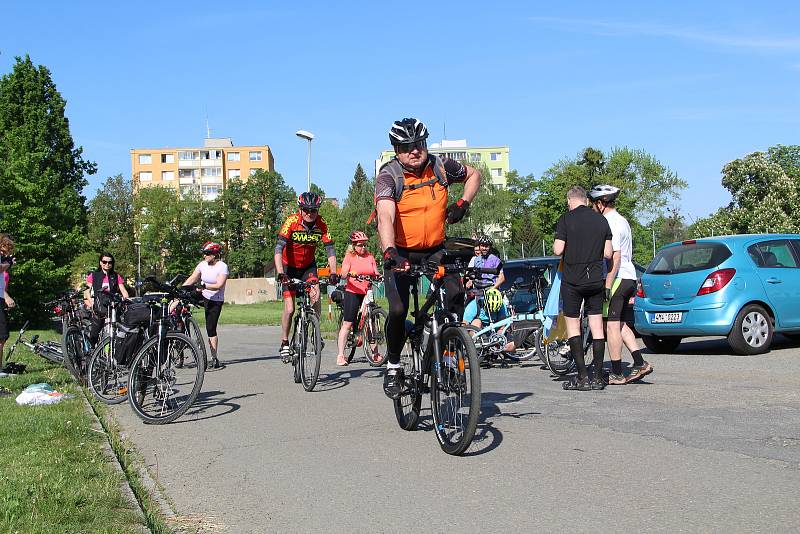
left=127, top=277, right=206, bottom=424
left=333, top=274, right=388, bottom=366
left=286, top=277, right=327, bottom=392
left=163, top=274, right=208, bottom=367
left=393, top=240, right=492, bottom=456
left=3, top=320, right=61, bottom=371
left=46, top=286, right=93, bottom=381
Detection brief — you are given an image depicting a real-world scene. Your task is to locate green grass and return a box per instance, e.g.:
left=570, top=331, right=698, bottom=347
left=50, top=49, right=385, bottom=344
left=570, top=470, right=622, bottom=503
left=0, top=330, right=149, bottom=534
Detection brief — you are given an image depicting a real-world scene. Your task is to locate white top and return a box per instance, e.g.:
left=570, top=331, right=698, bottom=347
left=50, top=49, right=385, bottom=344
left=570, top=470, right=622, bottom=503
left=196, top=260, right=229, bottom=301
left=0, top=272, right=5, bottom=299
left=604, top=210, right=637, bottom=280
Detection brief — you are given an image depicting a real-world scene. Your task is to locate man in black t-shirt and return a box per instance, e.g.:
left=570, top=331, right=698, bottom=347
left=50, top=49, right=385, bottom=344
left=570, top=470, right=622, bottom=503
left=553, top=186, right=613, bottom=391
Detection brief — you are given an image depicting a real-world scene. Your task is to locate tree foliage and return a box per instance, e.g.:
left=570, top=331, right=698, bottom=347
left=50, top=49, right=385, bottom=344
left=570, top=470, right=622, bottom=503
left=85, top=174, right=135, bottom=279
left=0, top=55, right=96, bottom=321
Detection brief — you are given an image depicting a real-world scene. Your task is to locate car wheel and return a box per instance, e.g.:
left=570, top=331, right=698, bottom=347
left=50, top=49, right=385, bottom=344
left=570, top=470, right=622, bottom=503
left=641, top=334, right=682, bottom=354
left=728, top=304, right=772, bottom=355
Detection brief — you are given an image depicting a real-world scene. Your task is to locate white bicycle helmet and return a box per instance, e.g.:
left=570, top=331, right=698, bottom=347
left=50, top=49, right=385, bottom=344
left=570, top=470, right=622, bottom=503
left=588, top=184, right=621, bottom=202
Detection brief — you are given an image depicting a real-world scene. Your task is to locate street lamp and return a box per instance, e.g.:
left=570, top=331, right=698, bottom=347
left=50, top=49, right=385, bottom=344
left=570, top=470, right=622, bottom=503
left=133, top=241, right=141, bottom=297
left=295, top=130, right=314, bottom=191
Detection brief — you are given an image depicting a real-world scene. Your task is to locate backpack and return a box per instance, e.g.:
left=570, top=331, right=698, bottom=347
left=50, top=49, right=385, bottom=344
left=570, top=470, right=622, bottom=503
left=366, top=155, right=448, bottom=225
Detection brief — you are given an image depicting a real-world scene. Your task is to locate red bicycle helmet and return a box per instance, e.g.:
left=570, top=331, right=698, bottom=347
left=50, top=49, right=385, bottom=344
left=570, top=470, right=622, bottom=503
left=297, top=191, right=322, bottom=210
left=349, top=231, right=368, bottom=243
left=201, top=242, right=223, bottom=255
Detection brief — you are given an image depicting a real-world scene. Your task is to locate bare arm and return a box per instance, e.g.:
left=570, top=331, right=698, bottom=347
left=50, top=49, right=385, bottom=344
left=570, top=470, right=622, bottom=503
left=492, top=270, right=506, bottom=290
left=120, top=285, right=130, bottom=299
left=207, top=272, right=228, bottom=290
left=553, top=239, right=565, bottom=256
left=460, top=165, right=481, bottom=203
left=604, top=239, right=613, bottom=260
left=183, top=266, right=202, bottom=286
left=376, top=199, right=397, bottom=252
left=327, top=254, right=337, bottom=277
left=605, top=250, right=621, bottom=289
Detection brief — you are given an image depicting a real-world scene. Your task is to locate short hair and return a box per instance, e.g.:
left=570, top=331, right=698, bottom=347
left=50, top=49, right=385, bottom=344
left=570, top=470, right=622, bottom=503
left=0, top=233, right=13, bottom=255
left=566, top=186, right=587, bottom=202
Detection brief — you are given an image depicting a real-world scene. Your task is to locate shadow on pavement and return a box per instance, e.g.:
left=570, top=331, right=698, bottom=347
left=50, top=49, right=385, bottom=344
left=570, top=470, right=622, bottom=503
left=220, top=354, right=282, bottom=365
left=314, top=367, right=383, bottom=392
left=175, top=390, right=263, bottom=422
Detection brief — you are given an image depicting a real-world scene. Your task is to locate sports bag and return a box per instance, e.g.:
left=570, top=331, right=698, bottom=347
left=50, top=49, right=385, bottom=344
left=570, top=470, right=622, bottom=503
left=121, top=302, right=152, bottom=327
left=114, top=324, right=144, bottom=365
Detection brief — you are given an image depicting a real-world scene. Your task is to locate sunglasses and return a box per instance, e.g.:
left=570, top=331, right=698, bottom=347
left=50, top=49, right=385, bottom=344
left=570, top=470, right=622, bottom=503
left=301, top=208, right=318, bottom=214
left=100, top=260, right=114, bottom=265
left=353, top=243, right=366, bottom=247
left=395, top=140, right=427, bottom=154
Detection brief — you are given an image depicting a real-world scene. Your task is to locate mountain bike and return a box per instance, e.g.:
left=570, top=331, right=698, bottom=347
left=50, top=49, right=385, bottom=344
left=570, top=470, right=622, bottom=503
left=46, top=286, right=93, bottom=382
left=335, top=274, right=388, bottom=366
left=3, top=320, right=62, bottom=372
left=163, top=274, right=208, bottom=368
left=286, top=277, right=327, bottom=392
left=127, top=278, right=205, bottom=424
left=392, top=241, right=492, bottom=455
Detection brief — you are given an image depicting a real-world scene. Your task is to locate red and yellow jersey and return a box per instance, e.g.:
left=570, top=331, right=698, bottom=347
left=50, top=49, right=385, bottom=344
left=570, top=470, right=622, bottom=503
left=278, top=213, right=333, bottom=269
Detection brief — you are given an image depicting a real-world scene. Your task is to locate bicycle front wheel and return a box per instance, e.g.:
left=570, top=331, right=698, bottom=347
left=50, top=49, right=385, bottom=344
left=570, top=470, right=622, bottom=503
left=393, top=335, right=421, bottom=430
left=430, top=326, right=481, bottom=455
left=363, top=307, right=388, bottom=367
left=62, top=325, right=85, bottom=381
left=87, top=338, right=129, bottom=404
left=299, top=314, right=322, bottom=392
left=128, top=332, right=205, bottom=424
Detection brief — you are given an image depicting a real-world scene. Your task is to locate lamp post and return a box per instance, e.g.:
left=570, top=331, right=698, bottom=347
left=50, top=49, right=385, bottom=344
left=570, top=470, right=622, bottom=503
left=133, top=241, right=141, bottom=297
left=295, top=130, right=314, bottom=191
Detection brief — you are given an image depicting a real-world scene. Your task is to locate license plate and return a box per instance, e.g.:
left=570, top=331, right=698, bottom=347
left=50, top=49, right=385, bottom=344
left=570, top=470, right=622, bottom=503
left=653, top=312, right=682, bottom=323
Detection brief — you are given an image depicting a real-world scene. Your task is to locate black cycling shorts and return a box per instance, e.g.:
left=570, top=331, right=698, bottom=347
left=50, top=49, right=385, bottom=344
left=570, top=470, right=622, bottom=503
left=561, top=280, right=604, bottom=318
left=342, top=291, right=365, bottom=324
left=607, top=278, right=636, bottom=321
left=282, top=264, right=318, bottom=297
left=203, top=298, right=224, bottom=337
left=0, top=304, right=8, bottom=341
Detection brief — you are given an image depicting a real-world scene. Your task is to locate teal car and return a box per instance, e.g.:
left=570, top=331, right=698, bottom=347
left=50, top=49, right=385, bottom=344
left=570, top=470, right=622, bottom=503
left=634, top=234, right=800, bottom=355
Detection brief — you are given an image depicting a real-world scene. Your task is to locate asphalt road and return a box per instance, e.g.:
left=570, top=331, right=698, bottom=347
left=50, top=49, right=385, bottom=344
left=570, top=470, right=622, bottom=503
left=111, top=326, right=800, bottom=533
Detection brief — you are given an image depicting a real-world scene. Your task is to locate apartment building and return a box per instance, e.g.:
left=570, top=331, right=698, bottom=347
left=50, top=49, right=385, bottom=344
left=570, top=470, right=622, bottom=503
left=376, top=139, right=510, bottom=187
left=131, top=137, right=275, bottom=201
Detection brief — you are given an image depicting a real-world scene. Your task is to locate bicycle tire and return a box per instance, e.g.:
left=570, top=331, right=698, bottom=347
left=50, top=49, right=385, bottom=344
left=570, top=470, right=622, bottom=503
left=185, top=317, right=208, bottom=368
left=364, top=307, right=388, bottom=367
left=128, top=332, right=205, bottom=424
left=87, top=337, right=129, bottom=404
left=338, top=307, right=358, bottom=363
left=300, top=314, right=322, bottom=392
left=291, top=316, right=302, bottom=383
left=393, top=337, right=421, bottom=431
left=430, top=326, right=481, bottom=455
left=463, top=324, right=490, bottom=364
left=62, top=325, right=84, bottom=381
left=504, top=326, right=541, bottom=362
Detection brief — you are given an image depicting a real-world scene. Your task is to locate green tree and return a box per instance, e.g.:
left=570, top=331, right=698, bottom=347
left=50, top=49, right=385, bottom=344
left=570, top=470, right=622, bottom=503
left=241, top=170, right=295, bottom=276
left=0, top=55, right=96, bottom=321
left=85, top=174, right=135, bottom=279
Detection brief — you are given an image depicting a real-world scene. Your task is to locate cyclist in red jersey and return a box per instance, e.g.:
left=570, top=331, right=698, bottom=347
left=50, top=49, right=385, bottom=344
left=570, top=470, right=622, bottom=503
left=275, top=192, right=339, bottom=362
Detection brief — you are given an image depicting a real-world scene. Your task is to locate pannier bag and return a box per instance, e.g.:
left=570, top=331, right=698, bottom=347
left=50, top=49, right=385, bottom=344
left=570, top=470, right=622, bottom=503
left=122, top=302, right=152, bottom=328
left=330, top=289, right=344, bottom=305
left=114, top=324, right=144, bottom=365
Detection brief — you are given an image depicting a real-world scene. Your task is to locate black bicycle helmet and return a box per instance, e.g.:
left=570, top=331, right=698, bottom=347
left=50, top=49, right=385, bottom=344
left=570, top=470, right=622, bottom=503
left=476, top=234, right=492, bottom=247
left=388, top=118, right=429, bottom=146
left=588, top=184, right=621, bottom=202
left=297, top=191, right=322, bottom=210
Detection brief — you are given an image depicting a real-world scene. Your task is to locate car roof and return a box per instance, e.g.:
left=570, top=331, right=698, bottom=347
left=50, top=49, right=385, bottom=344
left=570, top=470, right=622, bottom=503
left=503, top=256, right=561, bottom=267
left=660, top=233, right=800, bottom=250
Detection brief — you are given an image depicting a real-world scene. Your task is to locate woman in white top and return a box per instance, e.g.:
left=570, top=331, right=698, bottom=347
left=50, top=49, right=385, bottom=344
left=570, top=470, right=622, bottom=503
left=184, top=242, right=229, bottom=370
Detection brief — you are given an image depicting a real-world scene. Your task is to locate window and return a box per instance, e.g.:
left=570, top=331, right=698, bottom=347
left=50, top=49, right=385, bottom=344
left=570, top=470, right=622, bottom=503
left=178, top=151, right=199, bottom=160
left=228, top=169, right=241, bottom=179
left=200, top=150, right=222, bottom=160
left=201, top=167, right=222, bottom=177
left=139, top=171, right=152, bottom=181
left=138, top=154, right=152, bottom=165
left=470, top=153, right=481, bottom=162
left=443, top=151, right=467, bottom=161
left=178, top=169, right=199, bottom=178
left=227, top=152, right=240, bottom=161
left=249, top=169, right=259, bottom=176
left=180, top=185, right=195, bottom=196
left=490, top=152, right=502, bottom=161
left=249, top=151, right=262, bottom=161
left=202, top=185, right=221, bottom=196
left=162, top=171, right=174, bottom=181
left=491, top=168, right=503, bottom=178
left=161, top=153, right=174, bottom=164
left=648, top=243, right=732, bottom=275
left=754, top=240, right=798, bottom=268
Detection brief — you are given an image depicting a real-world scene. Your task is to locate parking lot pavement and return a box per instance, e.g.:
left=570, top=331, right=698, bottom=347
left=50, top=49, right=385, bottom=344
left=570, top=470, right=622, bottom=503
left=111, top=326, right=800, bottom=533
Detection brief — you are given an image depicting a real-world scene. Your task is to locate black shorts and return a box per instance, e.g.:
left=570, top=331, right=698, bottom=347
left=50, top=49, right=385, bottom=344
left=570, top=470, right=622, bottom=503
left=203, top=298, right=224, bottom=337
left=342, top=291, right=365, bottom=323
left=282, top=264, right=318, bottom=297
left=561, top=280, right=604, bottom=317
left=607, top=278, right=636, bottom=321
left=0, top=303, right=8, bottom=341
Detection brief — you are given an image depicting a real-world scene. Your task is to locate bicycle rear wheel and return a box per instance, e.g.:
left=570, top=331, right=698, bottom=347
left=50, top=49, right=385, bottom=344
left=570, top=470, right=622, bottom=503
left=62, top=325, right=85, bottom=380
left=544, top=338, right=575, bottom=376
left=184, top=317, right=208, bottom=368
left=363, top=307, right=388, bottom=367
left=393, top=335, right=421, bottom=431
left=504, top=326, right=541, bottom=362
left=338, top=307, right=358, bottom=363
left=430, top=326, right=481, bottom=455
left=87, top=338, right=129, bottom=404
left=300, top=314, right=322, bottom=392
left=128, top=332, right=205, bottom=424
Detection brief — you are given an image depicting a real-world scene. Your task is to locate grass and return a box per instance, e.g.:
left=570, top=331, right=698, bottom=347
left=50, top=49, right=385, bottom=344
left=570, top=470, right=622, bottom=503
left=0, top=329, right=150, bottom=534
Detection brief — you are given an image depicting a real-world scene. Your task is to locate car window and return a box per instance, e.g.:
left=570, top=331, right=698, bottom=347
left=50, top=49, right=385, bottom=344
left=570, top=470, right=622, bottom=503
left=747, top=245, right=765, bottom=267
left=648, top=243, right=731, bottom=274
left=755, top=240, right=798, bottom=268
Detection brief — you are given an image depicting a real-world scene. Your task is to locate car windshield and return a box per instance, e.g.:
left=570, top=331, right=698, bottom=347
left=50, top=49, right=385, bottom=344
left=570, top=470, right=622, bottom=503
left=648, top=243, right=731, bottom=275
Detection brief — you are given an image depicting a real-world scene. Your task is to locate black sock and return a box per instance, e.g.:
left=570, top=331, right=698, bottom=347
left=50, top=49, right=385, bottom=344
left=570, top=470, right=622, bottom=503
left=568, top=336, right=587, bottom=380
left=592, top=339, right=605, bottom=376
left=612, top=360, right=623, bottom=375
left=631, top=349, right=644, bottom=367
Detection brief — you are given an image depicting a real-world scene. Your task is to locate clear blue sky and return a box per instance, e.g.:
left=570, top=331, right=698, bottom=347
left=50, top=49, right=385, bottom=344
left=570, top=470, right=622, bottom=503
left=2, top=1, right=798, bottom=223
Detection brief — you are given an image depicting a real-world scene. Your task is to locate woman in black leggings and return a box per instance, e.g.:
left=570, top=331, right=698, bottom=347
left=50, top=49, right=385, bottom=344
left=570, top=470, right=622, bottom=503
left=183, top=242, right=229, bottom=370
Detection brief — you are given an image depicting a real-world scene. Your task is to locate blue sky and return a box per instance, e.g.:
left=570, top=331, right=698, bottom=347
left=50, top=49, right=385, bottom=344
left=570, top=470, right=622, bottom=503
left=2, top=0, right=798, bottom=223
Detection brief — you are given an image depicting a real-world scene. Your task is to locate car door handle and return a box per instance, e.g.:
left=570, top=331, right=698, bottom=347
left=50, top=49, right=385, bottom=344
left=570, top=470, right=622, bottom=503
left=766, top=277, right=782, bottom=284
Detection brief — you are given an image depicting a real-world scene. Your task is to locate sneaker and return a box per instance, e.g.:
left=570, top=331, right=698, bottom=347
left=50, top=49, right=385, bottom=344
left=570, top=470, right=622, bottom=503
left=562, top=376, right=592, bottom=391
left=590, top=376, right=606, bottom=390
left=626, top=361, right=654, bottom=383
left=280, top=342, right=291, bottom=364
left=383, top=368, right=404, bottom=399
left=607, top=373, right=627, bottom=385
left=211, top=357, right=221, bottom=369
left=336, top=355, right=348, bottom=366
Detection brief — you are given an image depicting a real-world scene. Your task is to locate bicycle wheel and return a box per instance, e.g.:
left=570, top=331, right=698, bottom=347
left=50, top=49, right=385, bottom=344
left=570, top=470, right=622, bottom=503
left=184, top=317, right=208, bottom=368
left=291, top=316, right=302, bottom=383
left=463, top=324, right=491, bottom=365
left=128, top=332, right=205, bottom=424
left=87, top=338, right=129, bottom=404
left=62, top=325, right=84, bottom=381
left=299, top=314, right=322, bottom=392
left=544, top=338, right=575, bottom=376
left=363, top=307, right=388, bottom=367
left=393, top=336, right=421, bottom=431
left=430, top=326, right=481, bottom=455
left=504, top=326, right=541, bottom=362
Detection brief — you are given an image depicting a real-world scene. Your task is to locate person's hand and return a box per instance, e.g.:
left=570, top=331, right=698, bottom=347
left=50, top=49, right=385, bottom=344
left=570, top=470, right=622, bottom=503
left=278, top=273, right=289, bottom=284
left=328, top=273, right=340, bottom=285
left=446, top=199, right=470, bottom=224
left=4, top=295, right=15, bottom=309
left=604, top=287, right=612, bottom=302
left=383, top=247, right=409, bottom=271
